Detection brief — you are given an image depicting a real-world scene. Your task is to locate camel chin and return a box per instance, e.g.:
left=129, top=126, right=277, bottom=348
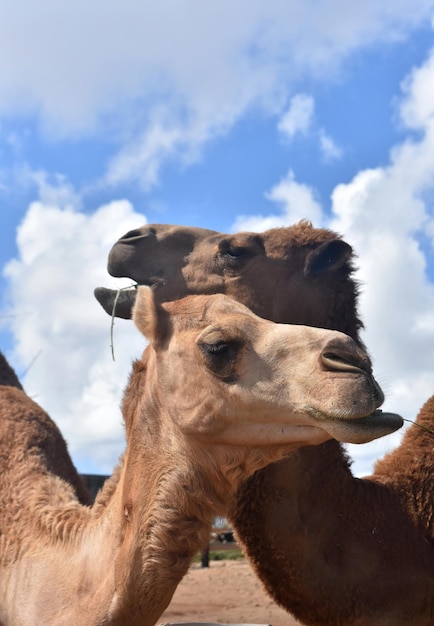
left=319, top=410, right=403, bottom=444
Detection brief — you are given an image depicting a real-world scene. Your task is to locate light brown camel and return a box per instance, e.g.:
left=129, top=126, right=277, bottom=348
left=95, top=220, right=434, bottom=625
left=0, top=287, right=400, bottom=626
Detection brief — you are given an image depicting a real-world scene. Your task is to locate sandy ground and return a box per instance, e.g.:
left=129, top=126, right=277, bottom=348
left=159, top=559, right=303, bottom=625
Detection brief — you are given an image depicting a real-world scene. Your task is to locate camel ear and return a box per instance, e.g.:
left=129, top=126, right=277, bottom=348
left=132, top=286, right=170, bottom=347
left=94, top=287, right=136, bottom=319
left=304, top=240, right=353, bottom=277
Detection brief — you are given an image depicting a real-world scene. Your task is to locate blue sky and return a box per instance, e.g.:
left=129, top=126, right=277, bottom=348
left=1, top=1, right=434, bottom=476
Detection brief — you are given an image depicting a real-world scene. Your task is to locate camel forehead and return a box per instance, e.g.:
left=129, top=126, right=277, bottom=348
left=260, top=224, right=340, bottom=256
left=149, top=221, right=339, bottom=254
left=152, top=223, right=219, bottom=241
left=147, top=226, right=264, bottom=255
left=136, top=224, right=221, bottom=253
left=164, top=294, right=259, bottom=329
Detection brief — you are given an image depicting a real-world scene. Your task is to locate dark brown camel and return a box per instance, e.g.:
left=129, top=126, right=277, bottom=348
left=95, top=220, right=434, bottom=625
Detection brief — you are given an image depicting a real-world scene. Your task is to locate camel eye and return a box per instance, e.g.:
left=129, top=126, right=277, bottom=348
left=198, top=341, right=239, bottom=381
left=218, top=240, right=250, bottom=264
left=200, top=341, right=232, bottom=357
left=219, top=245, right=251, bottom=273
left=208, top=341, right=232, bottom=354
left=225, top=246, right=246, bottom=259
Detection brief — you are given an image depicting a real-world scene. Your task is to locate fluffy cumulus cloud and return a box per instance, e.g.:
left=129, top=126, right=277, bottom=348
left=0, top=1, right=433, bottom=187
left=234, top=45, right=434, bottom=476
left=232, top=169, right=324, bottom=232
left=329, top=48, right=434, bottom=470
left=2, top=182, right=147, bottom=472
left=400, top=48, right=434, bottom=129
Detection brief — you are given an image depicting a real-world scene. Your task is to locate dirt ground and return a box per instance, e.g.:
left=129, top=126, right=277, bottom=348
left=159, top=559, right=303, bottom=625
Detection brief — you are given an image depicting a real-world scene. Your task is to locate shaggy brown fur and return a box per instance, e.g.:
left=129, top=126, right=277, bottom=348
left=0, top=352, right=90, bottom=506
left=0, top=288, right=395, bottom=626
left=96, top=221, right=433, bottom=625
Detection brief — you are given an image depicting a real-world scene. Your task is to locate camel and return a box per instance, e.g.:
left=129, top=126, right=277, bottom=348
left=0, top=287, right=400, bottom=626
left=95, top=220, right=434, bottom=625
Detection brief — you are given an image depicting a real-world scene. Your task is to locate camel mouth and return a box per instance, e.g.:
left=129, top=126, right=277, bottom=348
left=94, top=279, right=167, bottom=319
left=133, top=279, right=159, bottom=288
left=94, top=286, right=138, bottom=319
left=317, top=409, right=404, bottom=445
left=348, top=409, right=403, bottom=430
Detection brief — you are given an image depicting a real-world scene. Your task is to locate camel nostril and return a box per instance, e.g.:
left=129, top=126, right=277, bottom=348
left=320, top=341, right=370, bottom=375
left=119, top=227, right=156, bottom=243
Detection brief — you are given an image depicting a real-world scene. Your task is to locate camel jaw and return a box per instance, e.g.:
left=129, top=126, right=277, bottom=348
left=317, top=410, right=403, bottom=444
left=94, top=287, right=137, bottom=319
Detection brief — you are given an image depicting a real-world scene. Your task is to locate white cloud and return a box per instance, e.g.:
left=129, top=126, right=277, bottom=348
left=105, top=109, right=229, bottom=190
left=328, top=48, right=434, bottom=475
left=2, top=181, right=147, bottom=472
left=318, top=129, right=343, bottom=161
left=232, top=169, right=324, bottom=232
left=277, top=98, right=343, bottom=162
left=0, top=1, right=433, bottom=186
left=400, top=47, right=434, bottom=129
left=278, top=94, right=314, bottom=139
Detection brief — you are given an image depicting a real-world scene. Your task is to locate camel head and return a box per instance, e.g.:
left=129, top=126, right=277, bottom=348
left=95, top=221, right=363, bottom=341
left=130, top=286, right=402, bottom=450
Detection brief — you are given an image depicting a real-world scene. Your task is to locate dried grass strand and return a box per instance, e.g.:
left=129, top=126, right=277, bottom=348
left=402, top=417, right=434, bottom=437
left=110, top=284, right=137, bottom=361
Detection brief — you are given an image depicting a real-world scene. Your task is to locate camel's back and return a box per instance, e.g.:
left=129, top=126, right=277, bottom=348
left=0, top=353, right=90, bottom=514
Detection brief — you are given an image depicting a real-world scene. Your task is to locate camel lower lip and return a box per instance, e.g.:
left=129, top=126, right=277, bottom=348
left=323, top=410, right=404, bottom=444
left=346, top=410, right=403, bottom=429
left=309, top=408, right=404, bottom=444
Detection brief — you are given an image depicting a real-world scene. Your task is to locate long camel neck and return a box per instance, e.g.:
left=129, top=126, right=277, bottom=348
left=107, top=358, right=259, bottom=625
left=231, top=436, right=434, bottom=625
left=107, top=445, right=226, bottom=625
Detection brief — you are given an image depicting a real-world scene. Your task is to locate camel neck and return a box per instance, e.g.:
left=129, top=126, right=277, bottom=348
left=97, top=360, right=230, bottom=623
left=107, top=439, right=230, bottom=626
left=231, top=439, right=434, bottom=625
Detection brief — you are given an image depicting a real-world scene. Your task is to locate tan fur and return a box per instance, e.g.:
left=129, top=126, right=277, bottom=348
left=97, top=221, right=434, bottom=625
left=0, top=288, right=394, bottom=626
